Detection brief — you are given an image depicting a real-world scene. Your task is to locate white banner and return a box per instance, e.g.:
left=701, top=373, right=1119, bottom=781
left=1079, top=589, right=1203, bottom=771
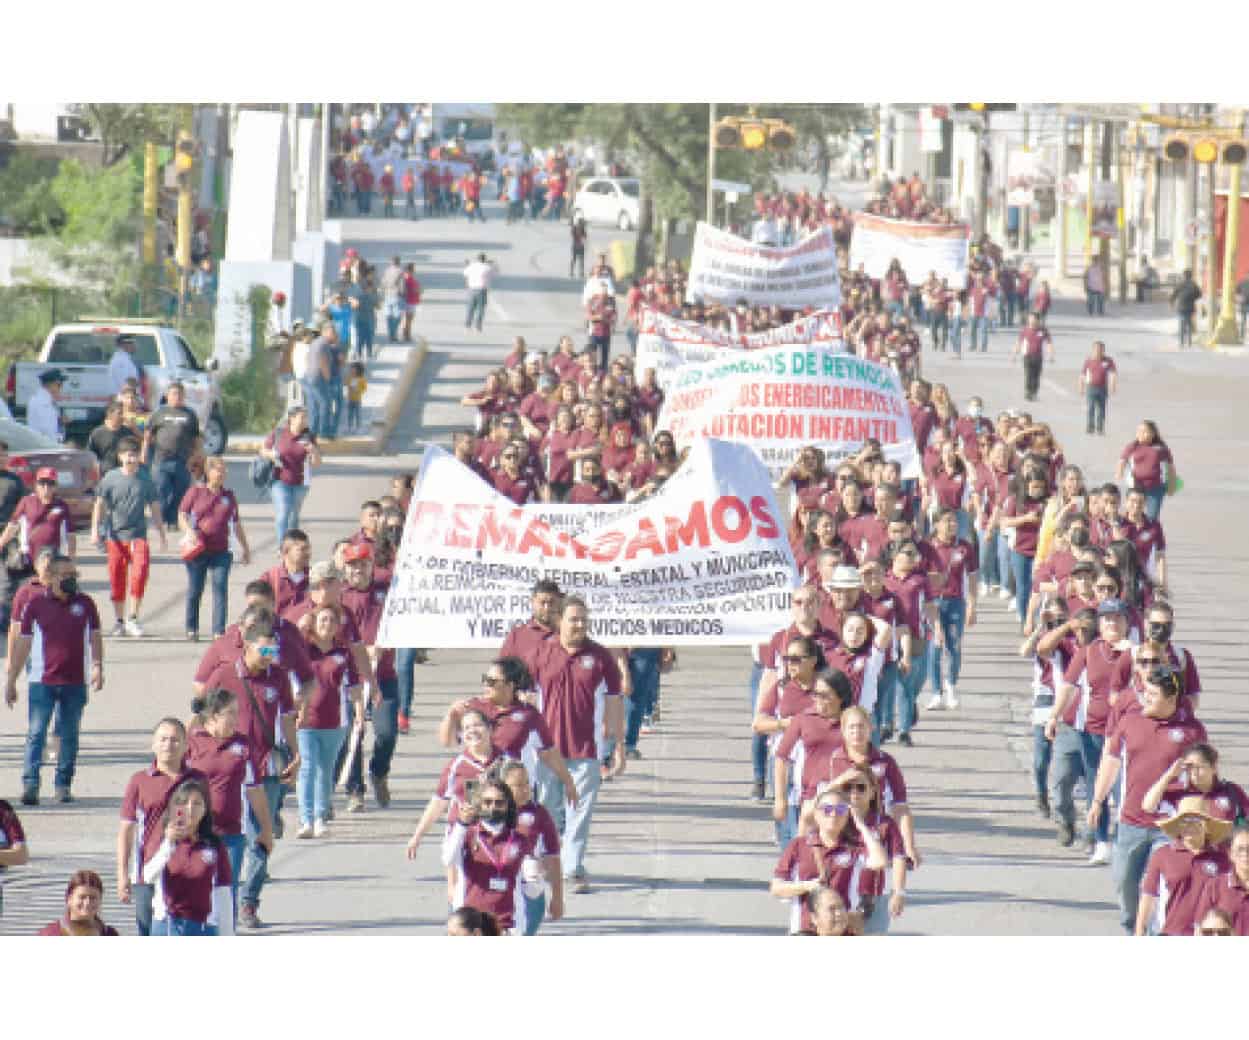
left=848, top=213, right=972, bottom=288
left=378, top=439, right=797, bottom=649
left=635, top=307, right=844, bottom=390
left=654, top=347, right=920, bottom=481
left=685, top=222, right=841, bottom=309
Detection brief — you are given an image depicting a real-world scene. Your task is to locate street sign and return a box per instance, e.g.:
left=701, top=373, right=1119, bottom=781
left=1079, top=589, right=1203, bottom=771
left=725, top=191, right=739, bottom=204
left=711, top=178, right=751, bottom=195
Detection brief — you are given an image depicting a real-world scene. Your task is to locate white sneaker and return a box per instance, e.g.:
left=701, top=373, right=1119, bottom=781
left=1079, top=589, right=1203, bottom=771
left=998, top=588, right=1011, bottom=601
left=926, top=694, right=944, bottom=711
left=110, top=619, right=126, bottom=637
left=124, top=617, right=144, bottom=637
left=943, top=682, right=960, bottom=709
left=1007, top=597, right=1017, bottom=613
left=1087, top=841, right=1112, bottom=866
left=296, top=823, right=314, bottom=839
left=978, top=582, right=989, bottom=597
left=313, top=819, right=327, bottom=838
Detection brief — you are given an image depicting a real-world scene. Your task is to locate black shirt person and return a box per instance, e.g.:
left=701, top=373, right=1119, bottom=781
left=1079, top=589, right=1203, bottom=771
left=142, top=382, right=201, bottom=529
left=0, top=440, right=27, bottom=630
left=87, top=403, right=141, bottom=476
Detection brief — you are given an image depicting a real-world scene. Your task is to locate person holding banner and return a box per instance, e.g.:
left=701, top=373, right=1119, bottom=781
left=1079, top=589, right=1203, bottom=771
left=529, top=596, right=624, bottom=895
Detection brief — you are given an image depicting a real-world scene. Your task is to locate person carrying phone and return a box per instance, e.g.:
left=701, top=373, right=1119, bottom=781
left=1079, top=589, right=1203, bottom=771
left=142, top=778, right=233, bottom=935
left=443, top=778, right=534, bottom=934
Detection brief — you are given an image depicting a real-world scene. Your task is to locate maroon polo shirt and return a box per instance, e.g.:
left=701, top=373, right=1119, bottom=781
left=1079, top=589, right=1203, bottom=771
left=467, top=695, right=554, bottom=761
left=1108, top=710, right=1209, bottom=828
left=927, top=537, right=978, bottom=599
left=542, top=430, right=579, bottom=485
left=281, top=599, right=361, bottom=648
left=567, top=480, right=621, bottom=505
left=450, top=821, right=534, bottom=931
left=884, top=571, right=928, bottom=639
left=1120, top=517, right=1166, bottom=572
left=825, top=643, right=886, bottom=710
left=1001, top=495, right=1041, bottom=557
left=491, top=468, right=542, bottom=505
left=120, top=761, right=208, bottom=882
left=1142, top=842, right=1231, bottom=936
left=194, top=619, right=313, bottom=688
left=499, top=618, right=555, bottom=671
left=1194, top=871, right=1249, bottom=935
left=185, top=729, right=258, bottom=836
left=858, top=812, right=907, bottom=898
left=530, top=638, right=622, bottom=761
left=265, top=428, right=315, bottom=486
left=515, top=800, right=560, bottom=858
left=762, top=621, right=838, bottom=673
left=303, top=642, right=359, bottom=730
left=776, top=711, right=845, bottom=800
left=1034, top=549, right=1076, bottom=591
left=1082, top=356, right=1116, bottom=388
left=11, top=495, right=71, bottom=560
left=341, top=580, right=397, bottom=683
left=179, top=486, right=239, bottom=554
left=830, top=746, right=908, bottom=813
left=157, top=838, right=232, bottom=923
left=1062, top=639, right=1131, bottom=735
left=201, top=657, right=296, bottom=777
left=20, top=592, right=100, bottom=686
left=774, top=832, right=866, bottom=933
left=262, top=565, right=309, bottom=614
left=1018, top=326, right=1051, bottom=358
left=9, top=579, right=47, bottom=629
left=1120, top=442, right=1173, bottom=491
left=1154, top=778, right=1249, bottom=826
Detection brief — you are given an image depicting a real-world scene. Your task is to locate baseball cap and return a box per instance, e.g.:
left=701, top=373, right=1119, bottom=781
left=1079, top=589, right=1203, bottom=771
left=309, top=561, right=341, bottom=585
left=1097, top=598, right=1129, bottom=617
left=39, top=368, right=66, bottom=385
left=828, top=565, right=862, bottom=590
left=35, top=467, right=58, bottom=482
left=342, top=543, right=373, bottom=563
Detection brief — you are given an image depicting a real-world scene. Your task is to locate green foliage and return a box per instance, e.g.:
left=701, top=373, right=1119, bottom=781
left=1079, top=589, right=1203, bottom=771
left=71, top=104, right=179, bottom=167
left=219, top=349, right=283, bottom=435
left=0, top=152, right=64, bottom=234
left=48, top=157, right=140, bottom=248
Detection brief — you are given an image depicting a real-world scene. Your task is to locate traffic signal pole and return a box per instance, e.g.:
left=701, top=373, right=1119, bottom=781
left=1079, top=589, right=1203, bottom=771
left=1212, top=157, right=1243, bottom=344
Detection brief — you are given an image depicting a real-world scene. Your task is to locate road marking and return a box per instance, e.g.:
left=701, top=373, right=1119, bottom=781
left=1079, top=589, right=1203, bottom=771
left=1042, top=377, right=1073, bottom=399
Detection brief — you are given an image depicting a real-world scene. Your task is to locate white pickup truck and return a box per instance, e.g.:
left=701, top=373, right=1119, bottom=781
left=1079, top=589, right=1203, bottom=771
left=5, top=318, right=229, bottom=454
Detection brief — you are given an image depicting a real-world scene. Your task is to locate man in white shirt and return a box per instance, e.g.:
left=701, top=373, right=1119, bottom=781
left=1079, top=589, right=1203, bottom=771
left=108, top=334, right=141, bottom=396
left=463, top=254, right=496, bottom=332
left=26, top=370, right=65, bottom=442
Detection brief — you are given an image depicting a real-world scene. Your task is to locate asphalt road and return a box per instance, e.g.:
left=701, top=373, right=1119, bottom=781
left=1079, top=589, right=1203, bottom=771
left=2, top=194, right=1247, bottom=935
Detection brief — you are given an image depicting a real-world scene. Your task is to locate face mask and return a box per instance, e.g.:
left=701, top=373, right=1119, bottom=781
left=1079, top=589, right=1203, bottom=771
left=1068, top=528, right=1090, bottom=548
left=482, top=811, right=507, bottom=829
left=1148, top=622, right=1172, bottom=642
left=59, top=577, right=79, bottom=597
left=968, top=404, right=982, bottom=418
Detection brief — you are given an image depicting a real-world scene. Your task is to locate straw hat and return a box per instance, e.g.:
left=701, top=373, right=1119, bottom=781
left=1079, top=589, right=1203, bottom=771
left=1157, top=795, right=1233, bottom=845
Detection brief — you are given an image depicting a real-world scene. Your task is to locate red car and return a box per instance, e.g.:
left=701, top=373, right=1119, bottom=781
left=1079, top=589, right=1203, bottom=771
left=0, top=418, right=99, bottom=530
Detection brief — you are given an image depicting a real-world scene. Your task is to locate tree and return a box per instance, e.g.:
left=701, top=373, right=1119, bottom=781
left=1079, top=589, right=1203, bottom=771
left=0, top=152, right=63, bottom=234
left=72, top=104, right=179, bottom=167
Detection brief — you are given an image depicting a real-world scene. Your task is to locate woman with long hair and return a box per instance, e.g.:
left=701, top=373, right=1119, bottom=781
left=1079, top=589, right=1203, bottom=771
left=37, top=870, right=119, bottom=936
left=996, top=468, right=1049, bottom=628
left=141, top=779, right=233, bottom=935
left=443, top=778, right=531, bottom=934
left=1036, top=464, right=1087, bottom=565
left=1116, top=419, right=1175, bottom=522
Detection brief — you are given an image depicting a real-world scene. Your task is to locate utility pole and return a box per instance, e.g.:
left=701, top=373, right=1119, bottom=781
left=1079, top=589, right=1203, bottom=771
left=1212, top=110, right=1244, bottom=344
left=1098, top=121, right=1112, bottom=301
left=176, top=105, right=195, bottom=324
left=1056, top=116, right=1069, bottom=277
left=1116, top=125, right=1128, bottom=304
left=1084, top=120, right=1096, bottom=268
left=974, top=112, right=989, bottom=237
left=142, top=141, right=158, bottom=266
left=1020, top=109, right=1031, bottom=252
left=706, top=102, right=716, bottom=226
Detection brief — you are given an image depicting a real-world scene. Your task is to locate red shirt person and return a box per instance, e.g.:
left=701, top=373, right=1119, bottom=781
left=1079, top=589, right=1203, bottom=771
left=0, top=471, right=74, bottom=564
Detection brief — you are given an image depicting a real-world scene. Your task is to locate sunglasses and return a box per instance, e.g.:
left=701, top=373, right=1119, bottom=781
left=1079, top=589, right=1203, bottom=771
left=481, top=675, right=503, bottom=687
left=818, top=802, right=850, bottom=817
left=479, top=798, right=507, bottom=808
left=1094, top=584, right=1118, bottom=593
left=1200, top=927, right=1233, bottom=935
left=837, top=783, right=870, bottom=794
left=782, top=654, right=813, bottom=664
left=1136, top=657, right=1161, bottom=666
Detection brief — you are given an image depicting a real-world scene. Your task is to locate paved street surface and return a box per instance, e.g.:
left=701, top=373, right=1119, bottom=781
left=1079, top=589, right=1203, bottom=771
left=2, top=192, right=1247, bottom=935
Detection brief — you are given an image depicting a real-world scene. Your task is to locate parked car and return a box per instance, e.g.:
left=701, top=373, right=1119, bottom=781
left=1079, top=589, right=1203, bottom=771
left=572, top=177, right=641, bottom=231
left=0, top=418, right=99, bottom=530
left=5, top=318, right=228, bottom=454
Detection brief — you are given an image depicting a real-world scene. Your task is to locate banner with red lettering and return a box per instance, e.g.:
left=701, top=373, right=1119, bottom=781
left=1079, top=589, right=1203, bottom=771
left=378, top=439, right=798, bottom=648
left=685, top=222, right=841, bottom=309
left=654, top=347, right=920, bottom=480
left=635, top=306, right=845, bottom=390
left=848, top=213, right=972, bottom=287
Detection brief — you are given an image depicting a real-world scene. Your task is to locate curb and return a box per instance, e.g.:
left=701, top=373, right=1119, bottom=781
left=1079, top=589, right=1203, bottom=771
left=227, top=338, right=429, bottom=458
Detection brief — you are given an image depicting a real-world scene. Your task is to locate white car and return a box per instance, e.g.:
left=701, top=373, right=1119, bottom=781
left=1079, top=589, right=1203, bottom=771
left=572, top=177, right=640, bottom=230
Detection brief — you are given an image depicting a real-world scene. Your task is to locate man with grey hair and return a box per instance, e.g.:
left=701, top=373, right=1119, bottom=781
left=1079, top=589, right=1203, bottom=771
left=303, top=322, right=334, bottom=438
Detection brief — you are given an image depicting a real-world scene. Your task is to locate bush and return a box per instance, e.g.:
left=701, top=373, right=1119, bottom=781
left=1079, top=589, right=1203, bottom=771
left=219, top=349, right=283, bottom=435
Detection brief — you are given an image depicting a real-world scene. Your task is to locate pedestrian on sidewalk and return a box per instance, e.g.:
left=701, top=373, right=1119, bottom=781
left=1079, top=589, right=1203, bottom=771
left=380, top=256, right=405, bottom=343
left=1084, top=261, right=1107, bottom=316
left=379, top=165, right=396, bottom=218
left=260, top=406, right=320, bottom=544
left=402, top=168, right=417, bottom=220
left=463, top=254, right=495, bottom=333
left=1078, top=341, right=1118, bottom=435
left=91, top=438, right=166, bottom=637
left=400, top=263, right=422, bottom=342
left=1012, top=312, right=1056, bottom=402
left=6, top=554, right=103, bottom=806
left=1170, top=269, right=1202, bottom=348
left=969, top=273, right=993, bottom=351
left=178, top=456, right=251, bottom=641
left=570, top=218, right=587, bottom=279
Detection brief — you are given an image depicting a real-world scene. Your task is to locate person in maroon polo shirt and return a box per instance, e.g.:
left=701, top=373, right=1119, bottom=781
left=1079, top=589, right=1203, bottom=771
left=755, top=587, right=838, bottom=725
left=529, top=596, right=623, bottom=894
left=1121, top=487, right=1168, bottom=593
left=498, top=759, right=566, bottom=934
left=1193, top=827, right=1249, bottom=935
left=1077, top=340, right=1118, bottom=435
left=1136, top=797, right=1231, bottom=936
left=774, top=668, right=852, bottom=846
left=444, top=779, right=534, bottom=934
left=491, top=441, right=543, bottom=505
left=1011, top=312, right=1055, bottom=402
left=566, top=455, right=621, bottom=505
left=117, top=717, right=205, bottom=935
left=1089, top=665, right=1207, bottom=933
left=261, top=529, right=311, bottom=613
left=259, top=406, right=320, bottom=544
left=500, top=579, right=561, bottom=674
left=1114, top=419, right=1175, bottom=523
left=7, top=554, right=102, bottom=805
left=0, top=467, right=75, bottom=569
left=142, top=778, right=233, bottom=935
left=179, top=456, right=252, bottom=641
left=37, top=869, right=119, bottom=936
left=924, top=508, right=978, bottom=711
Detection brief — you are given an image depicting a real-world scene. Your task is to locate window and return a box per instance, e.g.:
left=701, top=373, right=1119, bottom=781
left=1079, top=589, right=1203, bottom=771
left=46, top=331, right=159, bottom=366
left=618, top=181, right=640, bottom=198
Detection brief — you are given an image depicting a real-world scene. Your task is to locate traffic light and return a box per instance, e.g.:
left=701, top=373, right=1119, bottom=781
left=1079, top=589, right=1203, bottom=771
left=1223, top=140, right=1248, bottom=165
left=739, top=118, right=767, bottom=151
left=714, top=120, right=740, bottom=149
left=1162, top=135, right=1190, bottom=161
left=712, top=111, right=797, bottom=152
left=767, top=120, right=796, bottom=150
left=1161, top=134, right=1247, bottom=164
left=1192, top=138, right=1219, bottom=164
left=954, top=103, right=1017, bottom=113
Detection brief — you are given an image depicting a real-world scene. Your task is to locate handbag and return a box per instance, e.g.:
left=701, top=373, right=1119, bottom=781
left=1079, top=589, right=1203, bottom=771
left=179, top=530, right=206, bottom=562
left=242, top=674, right=293, bottom=777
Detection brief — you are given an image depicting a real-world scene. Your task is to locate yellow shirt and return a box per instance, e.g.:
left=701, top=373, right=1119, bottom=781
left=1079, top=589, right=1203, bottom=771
left=347, top=376, right=367, bottom=403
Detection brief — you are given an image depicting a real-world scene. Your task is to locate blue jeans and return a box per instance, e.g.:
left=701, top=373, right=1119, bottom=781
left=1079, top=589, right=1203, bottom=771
left=1178, top=312, right=1194, bottom=347
left=297, top=726, right=347, bottom=825
left=396, top=648, right=417, bottom=716
left=354, top=322, right=375, bottom=360
left=466, top=289, right=487, bottom=330
left=977, top=524, right=999, bottom=587
left=132, top=882, right=155, bottom=935
left=536, top=757, right=600, bottom=878
left=384, top=301, right=403, bottom=342
left=153, top=917, right=215, bottom=936
left=748, top=661, right=768, bottom=785
left=950, top=316, right=964, bottom=354
left=1079, top=731, right=1109, bottom=842
left=154, top=456, right=191, bottom=527
left=1113, top=822, right=1165, bottom=934
left=1142, top=486, right=1165, bottom=523
left=239, top=775, right=281, bottom=911
left=970, top=315, right=989, bottom=351
left=1085, top=387, right=1107, bottom=433
left=522, top=888, right=547, bottom=935
left=1032, top=725, right=1053, bottom=802
left=184, top=549, right=231, bottom=636
left=222, top=832, right=246, bottom=914
left=1086, top=290, right=1104, bottom=316
left=997, top=533, right=1014, bottom=595
left=1009, top=550, right=1034, bottom=626
left=270, top=482, right=309, bottom=545
left=344, top=678, right=399, bottom=791
left=326, top=377, right=344, bottom=438
left=624, top=649, right=661, bottom=750
left=22, top=682, right=86, bottom=791
left=873, top=661, right=900, bottom=737
left=929, top=597, right=966, bottom=689
left=897, top=640, right=929, bottom=734
left=1051, top=724, right=1087, bottom=826
left=302, top=378, right=329, bottom=438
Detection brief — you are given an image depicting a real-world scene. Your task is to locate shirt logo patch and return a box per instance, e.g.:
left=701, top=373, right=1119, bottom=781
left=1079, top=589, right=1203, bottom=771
left=518, top=811, right=534, bottom=828
left=871, top=762, right=886, bottom=777
left=853, top=658, right=866, bottom=672
left=374, top=590, right=386, bottom=603
left=1140, top=532, right=1152, bottom=542
left=1169, top=728, right=1186, bottom=743
left=834, top=851, right=853, bottom=867
left=70, top=603, right=84, bottom=617
left=580, top=655, right=595, bottom=670
left=510, top=710, right=526, bottom=722
left=1216, top=796, right=1231, bottom=811
left=333, top=653, right=346, bottom=666
left=200, top=849, right=216, bottom=864
left=262, top=687, right=278, bottom=703
left=1204, top=861, right=1220, bottom=876
left=229, top=743, right=246, bottom=757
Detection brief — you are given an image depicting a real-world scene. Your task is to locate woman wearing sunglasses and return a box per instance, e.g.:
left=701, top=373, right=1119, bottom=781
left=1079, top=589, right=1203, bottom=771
left=826, top=762, right=909, bottom=934
left=1090, top=565, right=1142, bottom=641
left=1142, top=743, right=1249, bottom=834
left=770, top=780, right=886, bottom=935
left=1193, top=827, right=1249, bottom=934
left=766, top=645, right=834, bottom=847
left=1135, top=797, right=1232, bottom=936
left=444, top=779, right=532, bottom=935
